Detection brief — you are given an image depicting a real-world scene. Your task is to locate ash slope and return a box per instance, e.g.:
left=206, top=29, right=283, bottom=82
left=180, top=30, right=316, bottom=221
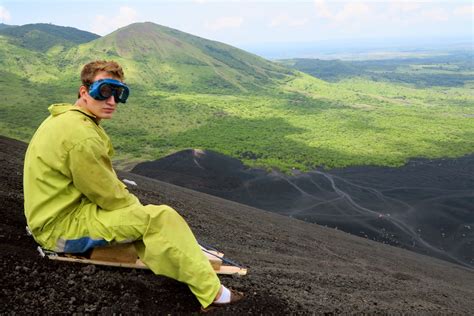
left=131, top=149, right=474, bottom=268
left=1, top=135, right=474, bottom=314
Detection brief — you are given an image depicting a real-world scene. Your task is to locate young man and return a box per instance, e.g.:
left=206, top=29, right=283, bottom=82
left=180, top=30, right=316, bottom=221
left=23, top=60, right=242, bottom=310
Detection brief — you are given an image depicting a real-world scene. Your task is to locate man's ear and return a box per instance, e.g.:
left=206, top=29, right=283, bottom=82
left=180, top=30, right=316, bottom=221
left=78, top=85, right=89, bottom=99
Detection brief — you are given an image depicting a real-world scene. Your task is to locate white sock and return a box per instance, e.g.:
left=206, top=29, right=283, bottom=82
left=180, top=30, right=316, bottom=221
left=214, top=285, right=231, bottom=304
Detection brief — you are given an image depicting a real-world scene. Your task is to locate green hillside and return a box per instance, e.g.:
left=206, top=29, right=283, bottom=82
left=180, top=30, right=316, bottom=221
left=0, top=23, right=15, bottom=30
left=0, top=22, right=473, bottom=172
left=280, top=54, right=474, bottom=87
left=62, top=22, right=293, bottom=93
left=0, top=23, right=99, bottom=52
left=0, top=35, right=63, bottom=81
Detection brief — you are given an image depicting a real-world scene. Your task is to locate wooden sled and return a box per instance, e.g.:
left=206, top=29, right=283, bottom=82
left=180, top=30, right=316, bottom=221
left=38, top=243, right=247, bottom=276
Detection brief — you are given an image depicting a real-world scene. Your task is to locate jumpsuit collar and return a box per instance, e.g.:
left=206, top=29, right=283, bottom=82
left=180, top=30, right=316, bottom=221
left=48, top=103, right=99, bottom=124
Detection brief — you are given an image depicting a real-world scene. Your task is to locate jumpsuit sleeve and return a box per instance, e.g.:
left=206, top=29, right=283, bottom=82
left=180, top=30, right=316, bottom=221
left=67, top=137, right=139, bottom=210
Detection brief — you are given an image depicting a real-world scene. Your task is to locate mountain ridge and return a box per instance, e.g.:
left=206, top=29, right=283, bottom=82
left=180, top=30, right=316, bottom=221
left=0, top=23, right=100, bottom=52
left=71, top=22, right=293, bottom=92
left=0, top=23, right=15, bottom=30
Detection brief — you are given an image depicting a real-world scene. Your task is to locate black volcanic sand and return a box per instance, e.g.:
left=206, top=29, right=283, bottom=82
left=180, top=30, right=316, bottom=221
left=132, top=149, right=474, bottom=268
left=2, top=135, right=474, bottom=314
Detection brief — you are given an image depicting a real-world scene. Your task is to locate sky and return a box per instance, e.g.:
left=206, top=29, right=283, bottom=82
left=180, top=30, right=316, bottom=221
left=0, top=0, right=472, bottom=48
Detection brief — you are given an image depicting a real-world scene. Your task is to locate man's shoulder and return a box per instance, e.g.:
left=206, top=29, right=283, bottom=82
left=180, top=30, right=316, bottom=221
left=52, top=109, right=99, bottom=132
left=35, top=108, right=104, bottom=151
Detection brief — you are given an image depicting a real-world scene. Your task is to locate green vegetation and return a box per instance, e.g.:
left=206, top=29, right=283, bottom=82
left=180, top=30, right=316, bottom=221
left=0, top=23, right=99, bottom=52
left=279, top=53, right=474, bottom=88
left=100, top=75, right=473, bottom=172
left=1, top=22, right=473, bottom=172
left=0, top=23, right=15, bottom=30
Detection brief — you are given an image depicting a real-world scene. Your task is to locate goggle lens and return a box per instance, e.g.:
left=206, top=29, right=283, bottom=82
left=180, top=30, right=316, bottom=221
left=114, top=87, right=125, bottom=101
left=99, top=84, right=113, bottom=98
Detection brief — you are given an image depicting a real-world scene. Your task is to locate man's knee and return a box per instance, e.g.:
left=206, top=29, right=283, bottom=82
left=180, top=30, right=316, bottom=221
left=144, top=204, right=185, bottom=223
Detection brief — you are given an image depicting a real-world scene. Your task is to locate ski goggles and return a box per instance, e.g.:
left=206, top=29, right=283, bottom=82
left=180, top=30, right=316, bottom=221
left=88, top=79, right=130, bottom=103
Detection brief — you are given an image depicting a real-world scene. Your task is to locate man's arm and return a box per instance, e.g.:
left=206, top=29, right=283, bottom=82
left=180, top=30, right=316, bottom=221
left=67, top=137, right=139, bottom=210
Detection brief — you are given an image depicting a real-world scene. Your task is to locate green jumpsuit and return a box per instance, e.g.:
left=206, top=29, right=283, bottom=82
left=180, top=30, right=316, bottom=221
left=23, top=104, right=220, bottom=307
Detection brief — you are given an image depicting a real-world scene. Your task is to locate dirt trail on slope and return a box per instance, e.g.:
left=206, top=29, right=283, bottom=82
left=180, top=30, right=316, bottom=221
left=1, top=135, right=474, bottom=314
left=132, top=149, right=474, bottom=267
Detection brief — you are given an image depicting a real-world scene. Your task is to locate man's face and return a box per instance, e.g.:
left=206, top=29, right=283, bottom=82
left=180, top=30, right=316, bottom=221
left=80, top=71, right=120, bottom=120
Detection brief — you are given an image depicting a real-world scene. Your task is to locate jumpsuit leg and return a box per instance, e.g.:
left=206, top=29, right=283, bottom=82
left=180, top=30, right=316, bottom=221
left=133, top=205, right=221, bottom=308
left=39, top=202, right=221, bottom=308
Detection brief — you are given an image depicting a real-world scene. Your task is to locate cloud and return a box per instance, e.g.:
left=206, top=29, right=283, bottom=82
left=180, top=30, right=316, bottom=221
left=312, top=0, right=380, bottom=37
left=314, top=0, right=332, bottom=19
left=383, top=2, right=422, bottom=25
left=387, top=1, right=421, bottom=14
left=205, top=16, right=243, bottom=31
left=420, top=8, right=449, bottom=22
left=270, top=14, right=309, bottom=28
left=314, top=0, right=372, bottom=23
left=0, top=6, right=11, bottom=23
left=453, top=5, right=474, bottom=16
left=334, top=2, right=372, bottom=23
left=91, top=6, right=139, bottom=35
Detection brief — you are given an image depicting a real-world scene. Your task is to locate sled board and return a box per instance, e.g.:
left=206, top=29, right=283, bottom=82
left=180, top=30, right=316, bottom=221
left=40, top=243, right=247, bottom=276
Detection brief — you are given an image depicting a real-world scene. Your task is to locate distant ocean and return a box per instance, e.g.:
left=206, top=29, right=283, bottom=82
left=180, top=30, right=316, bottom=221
left=238, top=37, right=473, bottom=60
